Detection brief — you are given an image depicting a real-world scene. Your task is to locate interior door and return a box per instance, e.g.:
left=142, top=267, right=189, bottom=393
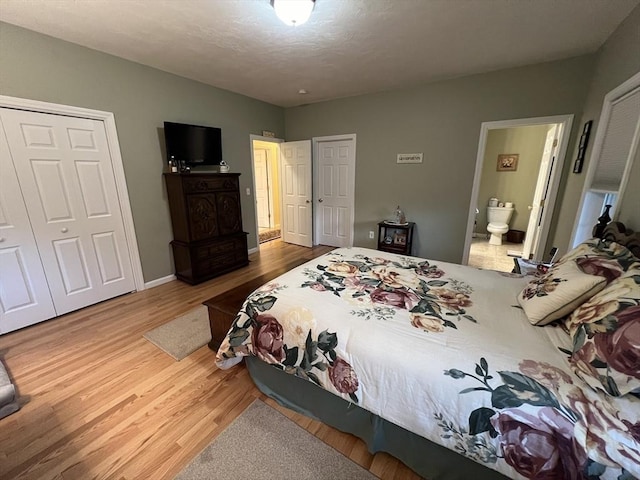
left=280, top=140, right=312, bottom=247
left=0, top=108, right=135, bottom=316
left=521, top=124, right=560, bottom=259
left=254, top=149, right=272, bottom=229
left=0, top=118, right=56, bottom=333
left=316, top=138, right=355, bottom=247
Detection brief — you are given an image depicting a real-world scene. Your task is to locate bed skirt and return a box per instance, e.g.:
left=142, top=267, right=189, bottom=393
left=246, top=356, right=507, bottom=480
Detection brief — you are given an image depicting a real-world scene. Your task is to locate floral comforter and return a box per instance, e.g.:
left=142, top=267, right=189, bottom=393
left=216, top=247, right=640, bottom=479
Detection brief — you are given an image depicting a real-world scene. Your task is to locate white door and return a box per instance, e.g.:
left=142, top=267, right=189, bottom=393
left=1, top=108, right=135, bottom=316
left=521, top=124, right=561, bottom=259
left=315, top=138, right=356, bottom=247
left=0, top=118, right=56, bottom=333
left=280, top=140, right=312, bottom=247
left=254, top=149, right=272, bottom=229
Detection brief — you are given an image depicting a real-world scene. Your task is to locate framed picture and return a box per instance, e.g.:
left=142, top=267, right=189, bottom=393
left=497, top=154, right=519, bottom=171
left=393, top=231, right=407, bottom=245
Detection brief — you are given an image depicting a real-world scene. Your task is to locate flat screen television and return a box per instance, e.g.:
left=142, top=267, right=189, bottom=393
left=164, top=121, right=223, bottom=167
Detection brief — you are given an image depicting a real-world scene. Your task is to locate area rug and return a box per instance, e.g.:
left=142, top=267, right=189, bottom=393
left=259, top=228, right=281, bottom=243
left=174, top=399, right=377, bottom=480
left=143, top=305, right=211, bottom=361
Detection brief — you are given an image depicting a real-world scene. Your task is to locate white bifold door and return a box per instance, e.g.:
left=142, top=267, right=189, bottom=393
left=0, top=108, right=135, bottom=334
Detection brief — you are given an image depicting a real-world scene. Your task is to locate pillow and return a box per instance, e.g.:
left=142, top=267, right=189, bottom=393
left=565, top=267, right=640, bottom=397
left=555, top=239, right=638, bottom=284
left=518, top=260, right=607, bottom=326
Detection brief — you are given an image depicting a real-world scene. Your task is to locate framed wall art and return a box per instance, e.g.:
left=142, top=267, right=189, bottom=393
left=573, top=120, right=593, bottom=174
left=497, top=154, right=519, bottom=171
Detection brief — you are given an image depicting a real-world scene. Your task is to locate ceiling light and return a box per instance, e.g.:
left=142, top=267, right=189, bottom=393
left=298, top=89, right=308, bottom=94
left=271, top=0, right=315, bottom=26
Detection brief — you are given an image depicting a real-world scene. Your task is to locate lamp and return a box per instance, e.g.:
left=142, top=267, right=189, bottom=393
left=271, top=0, right=315, bottom=26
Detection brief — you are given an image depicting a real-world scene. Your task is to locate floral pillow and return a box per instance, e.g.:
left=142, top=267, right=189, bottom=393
left=518, top=260, right=607, bottom=326
left=555, top=239, right=638, bottom=284
left=564, top=266, right=640, bottom=397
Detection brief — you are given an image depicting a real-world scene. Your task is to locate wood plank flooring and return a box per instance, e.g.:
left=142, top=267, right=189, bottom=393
left=0, top=240, right=421, bottom=480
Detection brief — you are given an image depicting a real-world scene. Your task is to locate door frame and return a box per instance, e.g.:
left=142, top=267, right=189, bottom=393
left=249, top=134, right=283, bottom=251
left=0, top=95, right=145, bottom=291
left=312, top=134, right=357, bottom=247
left=462, top=114, right=574, bottom=264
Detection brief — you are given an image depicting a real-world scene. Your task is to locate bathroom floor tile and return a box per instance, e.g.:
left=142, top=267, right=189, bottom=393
left=468, top=237, right=521, bottom=273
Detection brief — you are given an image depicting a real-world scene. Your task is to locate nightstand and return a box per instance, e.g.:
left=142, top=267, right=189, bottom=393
left=513, top=258, right=551, bottom=276
left=377, top=221, right=415, bottom=255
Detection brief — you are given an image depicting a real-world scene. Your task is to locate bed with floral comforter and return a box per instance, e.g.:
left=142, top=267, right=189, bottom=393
left=216, top=246, right=639, bottom=480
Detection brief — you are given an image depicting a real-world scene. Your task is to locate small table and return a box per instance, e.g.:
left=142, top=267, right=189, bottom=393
left=203, top=260, right=306, bottom=350
left=377, top=221, right=415, bottom=255
left=513, top=258, right=551, bottom=276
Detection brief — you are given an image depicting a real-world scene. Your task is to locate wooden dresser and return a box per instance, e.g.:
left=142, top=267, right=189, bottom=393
left=164, top=172, right=248, bottom=284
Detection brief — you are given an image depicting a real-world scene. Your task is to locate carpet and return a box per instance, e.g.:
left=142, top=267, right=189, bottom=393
left=143, top=305, right=211, bottom=361
left=174, top=399, right=377, bottom=480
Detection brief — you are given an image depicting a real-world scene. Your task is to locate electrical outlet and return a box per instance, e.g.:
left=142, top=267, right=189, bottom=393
left=369, top=231, right=375, bottom=239
left=245, top=187, right=251, bottom=196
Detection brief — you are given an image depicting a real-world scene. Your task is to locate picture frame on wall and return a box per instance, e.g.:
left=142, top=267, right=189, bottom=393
left=497, top=154, right=519, bottom=171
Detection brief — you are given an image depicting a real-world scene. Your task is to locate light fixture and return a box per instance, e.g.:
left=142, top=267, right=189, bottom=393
left=271, top=0, right=315, bottom=26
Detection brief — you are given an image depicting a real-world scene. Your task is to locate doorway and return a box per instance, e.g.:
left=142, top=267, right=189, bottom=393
left=250, top=134, right=356, bottom=250
left=252, top=139, right=282, bottom=245
left=463, top=115, right=574, bottom=269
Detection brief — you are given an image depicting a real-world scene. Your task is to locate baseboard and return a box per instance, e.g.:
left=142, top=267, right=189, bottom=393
left=248, top=247, right=259, bottom=255
left=145, top=274, right=176, bottom=289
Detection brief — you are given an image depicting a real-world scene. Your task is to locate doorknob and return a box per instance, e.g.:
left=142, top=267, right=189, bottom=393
left=528, top=205, right=533, bottom=210
left=306, top=200, right=310, bottom=204
left=61, top=227, right=68, bottom=233
left=318, top=199, right=323, bottom=203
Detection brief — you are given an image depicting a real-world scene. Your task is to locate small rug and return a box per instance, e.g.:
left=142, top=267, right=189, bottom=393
left=143, top=305, right=211, bottom=361
left=174, top=399, right=377, bottom=480
left=259, top=228, right=281, bottom=243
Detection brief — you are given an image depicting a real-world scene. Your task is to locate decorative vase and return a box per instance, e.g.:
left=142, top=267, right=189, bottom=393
left=394, top=205, right=406, bottom=224
left=592, top=204, right=612, bottom=238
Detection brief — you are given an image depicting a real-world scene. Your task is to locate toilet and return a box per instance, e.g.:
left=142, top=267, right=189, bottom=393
left=487, top=206, right=514, bottom=245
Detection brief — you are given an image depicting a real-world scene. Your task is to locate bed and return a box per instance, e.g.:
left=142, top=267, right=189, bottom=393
left=216, top=222, right=640, bottom=480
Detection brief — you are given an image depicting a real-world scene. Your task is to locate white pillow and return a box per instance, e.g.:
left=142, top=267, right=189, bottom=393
left=517, top=260, right=606, bottom=326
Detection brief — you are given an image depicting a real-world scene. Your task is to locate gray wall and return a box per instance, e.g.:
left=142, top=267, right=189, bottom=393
left=0, top=22, right=285, bottom=282
left=285, top=57, right=594, bottom=262
left=477, top=125, right=549, bottom=234
left=550, top=4, right=640, bottom=253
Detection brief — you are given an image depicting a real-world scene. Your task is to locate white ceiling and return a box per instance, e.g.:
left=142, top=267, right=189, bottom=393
left=1, top=0, right=638, bottom=107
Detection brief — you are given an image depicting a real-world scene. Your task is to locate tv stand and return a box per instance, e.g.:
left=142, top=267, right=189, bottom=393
left=163, top=172, right=249, bottom=284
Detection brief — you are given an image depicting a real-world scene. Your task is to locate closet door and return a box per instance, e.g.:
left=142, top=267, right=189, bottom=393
left=0, top=118, right=56, bottom=333
left=0, top=108, right=135, bottom=316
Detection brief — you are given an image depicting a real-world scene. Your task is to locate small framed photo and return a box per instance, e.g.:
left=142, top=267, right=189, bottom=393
left=497, top=154, right=519, bottom=171
left=393, top=231, right=407, bottom=245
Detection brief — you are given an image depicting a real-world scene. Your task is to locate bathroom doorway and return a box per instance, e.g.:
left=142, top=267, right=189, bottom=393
left=463, top=115, right=574, bottom=270
left=250, top=136, right=283, bottom=246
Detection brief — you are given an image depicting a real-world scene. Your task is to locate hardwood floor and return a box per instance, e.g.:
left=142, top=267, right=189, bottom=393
left=0, top=240, right=421, bottom=480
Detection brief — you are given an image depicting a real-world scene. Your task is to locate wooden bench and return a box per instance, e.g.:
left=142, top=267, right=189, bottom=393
left=203, top=260, right=307, bottom=350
